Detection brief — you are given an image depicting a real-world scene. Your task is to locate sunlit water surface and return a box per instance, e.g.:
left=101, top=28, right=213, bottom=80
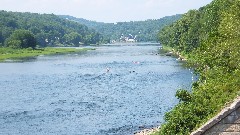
left=0, top=44, right=193, bottom=135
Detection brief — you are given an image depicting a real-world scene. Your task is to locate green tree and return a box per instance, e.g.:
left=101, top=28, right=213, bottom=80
left=63, top=32, right=82, bottom=46
left=156, top=0, right=240, bottom=134
left=0, top=10, right=102, bottom=47
left=5, top=29, right=37, bottom=49
left=59, top=14, right=182, bottom=42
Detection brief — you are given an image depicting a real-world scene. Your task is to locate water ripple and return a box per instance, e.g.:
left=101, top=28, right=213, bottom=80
left=0, top=45, right=193, bottom=135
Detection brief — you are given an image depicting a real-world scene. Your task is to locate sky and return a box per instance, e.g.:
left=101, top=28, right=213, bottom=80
left=0, top=0, right=213, bottom=23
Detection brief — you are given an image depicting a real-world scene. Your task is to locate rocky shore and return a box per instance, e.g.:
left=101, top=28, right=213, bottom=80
left=159, top=46, right=187, bottom=61
left=134, top=126, right=160, bottom=135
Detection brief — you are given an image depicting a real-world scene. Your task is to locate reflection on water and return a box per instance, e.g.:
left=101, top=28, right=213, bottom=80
left=0, top=44, right=193, bottom=135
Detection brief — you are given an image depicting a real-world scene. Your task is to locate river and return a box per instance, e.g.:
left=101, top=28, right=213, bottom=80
left=0, top=44, right=193, bottom=135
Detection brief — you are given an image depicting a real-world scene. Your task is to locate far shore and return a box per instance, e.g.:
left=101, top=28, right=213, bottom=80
left=0, top=47, right=94, bottom=62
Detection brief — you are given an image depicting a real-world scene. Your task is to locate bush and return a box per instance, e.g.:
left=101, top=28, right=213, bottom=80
left=5, top=29, right=37, bottom=49
left=176, top=89, right=192, bottom=102
left=156, top=0, right=240, bottom=134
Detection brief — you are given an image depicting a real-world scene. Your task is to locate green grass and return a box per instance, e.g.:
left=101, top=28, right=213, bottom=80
left=0, top=47, right=94, bottom=62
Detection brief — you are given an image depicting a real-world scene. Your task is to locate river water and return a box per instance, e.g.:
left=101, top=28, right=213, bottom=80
left=0, top=44, right=193, bottom=135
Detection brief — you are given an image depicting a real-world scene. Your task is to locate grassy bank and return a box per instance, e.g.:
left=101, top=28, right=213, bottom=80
left=0, top=47, right=94, bottom=62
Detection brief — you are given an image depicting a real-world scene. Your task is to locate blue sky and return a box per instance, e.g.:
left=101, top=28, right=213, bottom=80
left=0, top=0, right=213, bottom=23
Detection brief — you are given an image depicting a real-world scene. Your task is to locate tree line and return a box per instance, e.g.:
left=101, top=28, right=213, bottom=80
left=0, top=10, right=103, bottom=49
left=156, top=0, right=240, bottom=134
left=59, top=15, right=182, bottom=42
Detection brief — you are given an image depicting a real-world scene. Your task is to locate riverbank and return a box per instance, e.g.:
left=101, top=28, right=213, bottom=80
left=134, top=126, right=160, bottom=135
left=0, top=47, right=94, bottom=62
left=159, top=45, right=188, bottom=61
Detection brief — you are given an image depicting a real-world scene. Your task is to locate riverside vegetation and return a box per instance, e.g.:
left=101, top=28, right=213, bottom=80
left=0, top=10, right=103, bottom=47
left=154, top=0, right=240, bottom=134
left=0, top=28, right=92, bottom=61
left=0, top=11, right=101, bottom=61
left=59, top=14, right=182, bottom=42
left=1, top=0, right=239, bottom=134
left=0, top=10, right=181, bottom=61
left=0, top=47, right=92, bottom=62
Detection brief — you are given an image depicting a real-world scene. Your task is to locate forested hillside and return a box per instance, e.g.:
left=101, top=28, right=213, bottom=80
left=157, top=0, right=240, bottom=134
left=59, top=15, right=182, bottom=42
left=0, top=10, right=102, bottom=47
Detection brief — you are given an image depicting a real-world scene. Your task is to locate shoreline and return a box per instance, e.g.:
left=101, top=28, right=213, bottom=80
left=134, top=126, right=160, bottom=135
left=0, top=47, right=94, bottom=62
left=133, top=46, right=189, bottom=135
left=159, top=45, right=188, bottom=61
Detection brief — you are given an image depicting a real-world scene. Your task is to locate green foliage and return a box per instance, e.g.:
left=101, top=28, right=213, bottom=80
left=0, top=11, right=102, bottom=47
left=59, top=15, right=182, bottom=42
left=5, top=29, right=36, bottom=49
left=63, top=32, right=82, bottom=46
left=156, top=0, right=240, bottom=134
left=0, top=47, right=93, bottom=61
left=175, top=89, right=192, bottom=102
left=157, top=69, right=240, bottom=135
left=5, top=40, right=21, bottom=49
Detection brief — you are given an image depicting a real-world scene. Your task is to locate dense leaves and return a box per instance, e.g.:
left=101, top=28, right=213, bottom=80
left=59, top=15, right=182, bottom=42
left=0, top=11, right=102, bottom=47
left=5, top=29, right=36, bottom=49
left=175, top=89, right=192, bottom=102
left=156, top=0, right=240, bottom=134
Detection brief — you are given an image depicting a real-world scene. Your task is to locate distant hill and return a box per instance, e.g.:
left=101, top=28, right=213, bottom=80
left=0, top=10, right=102, bottom=47
left=59, top=15, right=182, bottom=42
